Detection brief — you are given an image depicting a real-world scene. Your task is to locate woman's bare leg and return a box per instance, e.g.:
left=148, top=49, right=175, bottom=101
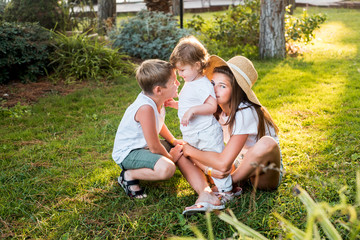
left=231, top=136, right=281, bottom=190
left=177, top=155, right=221, bottom=206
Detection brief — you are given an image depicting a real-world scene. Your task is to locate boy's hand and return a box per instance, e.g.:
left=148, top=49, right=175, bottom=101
left=164, top=98, right=178, bottom=109
left=181, top=108, right=194, bottom=126
left=173, top=139, right=186, bottom=146
left=169, top=144, right=183, bottom=163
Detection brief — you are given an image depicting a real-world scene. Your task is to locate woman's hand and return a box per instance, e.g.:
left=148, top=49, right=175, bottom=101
left=209, top=167, right=231, bottom=179
left=169, top=144, right=183, bottom=163
left=182, top=142, right=194, bottom=158
left=164, top=98, right=178, bottom=109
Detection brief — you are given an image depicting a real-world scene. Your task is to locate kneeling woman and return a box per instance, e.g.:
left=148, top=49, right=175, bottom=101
left=183, top=55, right=283, bottom=212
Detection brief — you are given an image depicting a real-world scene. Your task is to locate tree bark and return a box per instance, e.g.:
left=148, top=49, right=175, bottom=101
left=259, top=0, right=286, bottom=59
left=98, top=0, right=116, bottom=34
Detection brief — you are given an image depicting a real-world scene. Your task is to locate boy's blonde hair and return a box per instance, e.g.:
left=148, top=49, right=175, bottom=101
left=169, top=36, right=209, bottom=71
left=136, top=59, right=174, bottom=95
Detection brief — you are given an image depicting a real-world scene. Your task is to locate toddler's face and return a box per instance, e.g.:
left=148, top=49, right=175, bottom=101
left=175, top=63, right=200, bottom=82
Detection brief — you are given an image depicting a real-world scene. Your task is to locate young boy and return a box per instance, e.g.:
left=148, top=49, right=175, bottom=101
left=112, top=59, right=183, bottom=199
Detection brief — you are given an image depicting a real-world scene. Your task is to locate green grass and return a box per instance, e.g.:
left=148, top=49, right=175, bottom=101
left=1, top=7, right=360, bottom=239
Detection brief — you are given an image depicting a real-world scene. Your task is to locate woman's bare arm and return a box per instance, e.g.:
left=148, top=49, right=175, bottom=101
left=183, top=134, right=248, bottom=172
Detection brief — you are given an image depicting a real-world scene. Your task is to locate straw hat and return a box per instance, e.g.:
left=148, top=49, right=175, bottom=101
left=205, top=55, right=261, bottom=106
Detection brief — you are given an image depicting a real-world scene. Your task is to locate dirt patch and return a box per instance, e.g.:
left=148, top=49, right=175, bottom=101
left=0, top=77, right=89, bottom=108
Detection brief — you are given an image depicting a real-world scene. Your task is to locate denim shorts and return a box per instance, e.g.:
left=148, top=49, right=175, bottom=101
left=119, top=140, right=172, bottom=170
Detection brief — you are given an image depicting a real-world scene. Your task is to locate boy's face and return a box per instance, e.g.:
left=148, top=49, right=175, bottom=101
left=163, top=70, right=180, bottom=99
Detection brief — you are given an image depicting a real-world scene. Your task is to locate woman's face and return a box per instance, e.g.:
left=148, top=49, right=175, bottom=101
left=211, top=72, right=232, bottom=106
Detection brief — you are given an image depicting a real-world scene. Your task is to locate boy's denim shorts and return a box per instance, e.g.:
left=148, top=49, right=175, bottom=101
left=119, top=140, right=172, bottom=170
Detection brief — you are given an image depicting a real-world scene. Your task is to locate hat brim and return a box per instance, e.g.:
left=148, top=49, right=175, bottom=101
left=205, top=55, right=261, bottom=106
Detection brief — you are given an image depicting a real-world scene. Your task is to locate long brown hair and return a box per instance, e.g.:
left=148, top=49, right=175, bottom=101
left=213, top=66, right=279, bottom=140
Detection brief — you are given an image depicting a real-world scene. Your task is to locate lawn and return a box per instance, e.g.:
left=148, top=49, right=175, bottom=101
left=1, top=6, right=360, bottom=239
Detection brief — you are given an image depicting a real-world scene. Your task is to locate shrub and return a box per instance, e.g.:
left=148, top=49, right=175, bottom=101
left=285, top=6, right=327, bottom=55
left=49, top=32, right=134, bottom=82
left=58, top=0, right=97, bottom=33
left=186, top=1, right=327, bottom=58
left=0, top=0, right=7, bottom=21
left=0, top=21, right=53, bottom=84
left=4, top=0, right=63, bottom=30
left=109, top=10, right=190, bottom=60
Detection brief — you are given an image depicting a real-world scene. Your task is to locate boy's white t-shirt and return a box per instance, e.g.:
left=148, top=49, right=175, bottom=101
left=219, top=102, right=279, bottom=152
left=112, top=92, right=165, bottom=165
left=178, top=76, right=218, bottom=135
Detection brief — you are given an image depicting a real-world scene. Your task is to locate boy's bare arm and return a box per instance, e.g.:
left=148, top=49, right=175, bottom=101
left=181, top=95, right=217, bottom=126
left=136, top=105, right=173, bottom=160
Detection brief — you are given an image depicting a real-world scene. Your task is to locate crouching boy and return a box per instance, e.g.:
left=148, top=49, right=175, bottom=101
left=112, top=59, right=183, bottom=199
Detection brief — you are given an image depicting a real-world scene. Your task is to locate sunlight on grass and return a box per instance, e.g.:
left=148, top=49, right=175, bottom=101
left=308, top=22, right=358, bottom=59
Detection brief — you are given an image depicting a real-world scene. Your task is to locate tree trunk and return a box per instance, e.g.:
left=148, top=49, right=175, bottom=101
left=285, top=0, right=296, bottom=14
left=172, top=0, right=181, bottom=16
left=259, top=0, right=286, bottom=59
left=98, top=0, right=116, bottom=34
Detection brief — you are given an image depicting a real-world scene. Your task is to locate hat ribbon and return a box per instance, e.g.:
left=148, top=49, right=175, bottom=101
left=227, top=62, right=252, bottom=87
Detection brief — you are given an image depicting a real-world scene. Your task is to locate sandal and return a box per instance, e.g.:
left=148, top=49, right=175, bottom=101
left=118, top=170, right=147, bottom=199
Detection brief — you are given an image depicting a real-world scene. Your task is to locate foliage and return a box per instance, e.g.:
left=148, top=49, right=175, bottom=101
left=186, top=0, right=260, bottom=59
left=0, top=102, right=31, bottom=119
left=58, top=0, right=98, bottom=33
left=0, top=21, right=53, bottom=83
left=285, top=7, right=327, bottom=44
left=3, top=0, right=63, bottom=30
left=109, top=10, right=190, bottom=60
left=49, top=32, right=134, bottom=82
left=185, top=1, right=327, bottom=58
left=0, top=0, right=7, bottom=21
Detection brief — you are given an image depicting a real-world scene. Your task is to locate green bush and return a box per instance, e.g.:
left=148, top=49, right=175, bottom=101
left=49, top=32, right=134, bottom=82
left=4, top=0, right=63, bottom=30
left=0, top=0, right=7, bottom=21
left=285, top=7, right=327, bottom=44
left=109, top=10, right=190, bottom=60
left=0, top=21, right=53, bottom=84
left=186, top=1, right=327, bottom=58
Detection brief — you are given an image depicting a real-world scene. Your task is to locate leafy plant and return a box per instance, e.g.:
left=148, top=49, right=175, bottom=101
left=185, top=1, right=327, bottom=58
left=58, top=0, right=98, bottom=33
left=49, top=32, right=134, bottom=82
left=0, top=21, right=53, bottom=83
left=0, top=102, right=31, bottom=119
left=3, top=0, right=63, bottom=30
left=0, top=0, right=7, bottom=20
left=109, top=10, right=190, bottom=60
left=285, top=7, right=327, bottom=44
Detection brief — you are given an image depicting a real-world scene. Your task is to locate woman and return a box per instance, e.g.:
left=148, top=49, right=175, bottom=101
left=180, top=55, right=283, bottom=215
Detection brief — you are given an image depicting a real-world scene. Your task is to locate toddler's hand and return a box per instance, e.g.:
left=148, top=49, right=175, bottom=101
left=170, top=144, right=183, bottom=163
left=181, top=109, right=194, bottom=126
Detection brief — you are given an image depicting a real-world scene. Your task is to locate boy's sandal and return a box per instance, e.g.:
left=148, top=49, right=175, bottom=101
left=118, top=170, right=147, bottom=199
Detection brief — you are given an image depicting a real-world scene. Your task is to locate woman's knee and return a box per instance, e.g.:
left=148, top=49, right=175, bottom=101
left=255, top=137, right=280, bottom=158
